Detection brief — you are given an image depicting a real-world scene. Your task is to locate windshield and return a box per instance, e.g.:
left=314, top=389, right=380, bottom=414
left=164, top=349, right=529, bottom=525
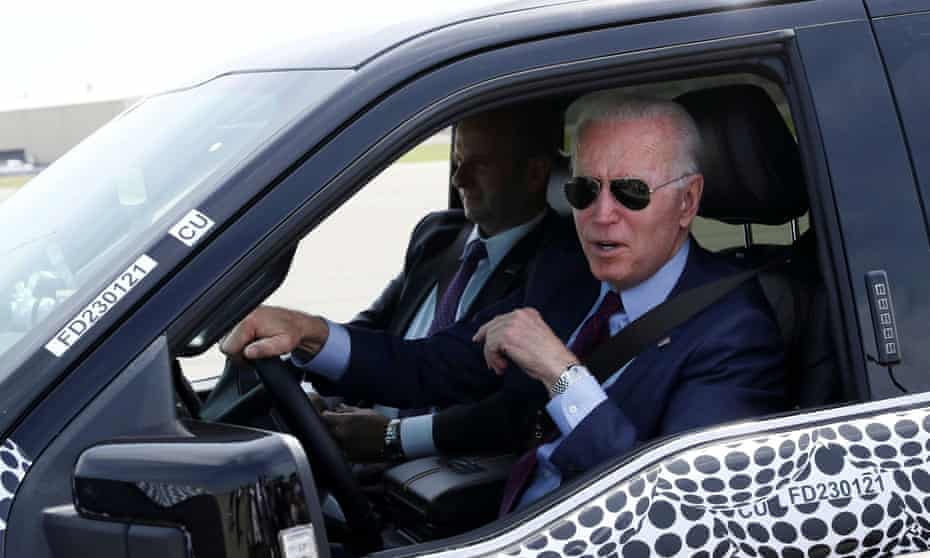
left=0, top=69, right=350, bottom=378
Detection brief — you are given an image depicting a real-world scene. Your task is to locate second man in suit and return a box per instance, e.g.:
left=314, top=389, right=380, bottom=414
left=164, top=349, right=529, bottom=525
left=309, top=103, right=564, bottom=462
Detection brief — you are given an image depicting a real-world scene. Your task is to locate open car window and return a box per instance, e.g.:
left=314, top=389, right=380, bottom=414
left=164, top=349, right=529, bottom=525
left=178, top=131, right=452, bottom=384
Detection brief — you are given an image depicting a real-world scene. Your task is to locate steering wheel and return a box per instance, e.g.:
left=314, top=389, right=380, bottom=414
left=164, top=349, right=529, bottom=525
left=251, top=357, right=383, bottom=554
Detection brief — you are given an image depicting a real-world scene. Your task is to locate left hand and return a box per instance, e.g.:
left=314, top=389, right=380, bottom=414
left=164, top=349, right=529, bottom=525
left=473, top=307, right=578, bottom=391
left=220, top=305, right=329, bottom=360
left=321, top=405, right=390, bottom=462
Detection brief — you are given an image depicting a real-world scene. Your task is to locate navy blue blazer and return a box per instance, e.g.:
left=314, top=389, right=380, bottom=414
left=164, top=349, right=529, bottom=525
left=349, top=208, right=562, bottom=336
left=325, top=229, right=786, bottom=479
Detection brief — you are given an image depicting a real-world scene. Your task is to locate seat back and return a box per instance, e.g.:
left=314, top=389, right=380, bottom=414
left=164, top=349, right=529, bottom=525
left=676, top=84, right=841, bottom=408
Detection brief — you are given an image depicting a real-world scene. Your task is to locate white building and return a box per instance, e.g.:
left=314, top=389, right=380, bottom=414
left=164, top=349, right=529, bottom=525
left=0, top=98, right=137, bottom=165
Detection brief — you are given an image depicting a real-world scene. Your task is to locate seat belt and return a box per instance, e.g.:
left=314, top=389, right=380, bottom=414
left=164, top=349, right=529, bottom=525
left=584, top=263, right=777, bottom=382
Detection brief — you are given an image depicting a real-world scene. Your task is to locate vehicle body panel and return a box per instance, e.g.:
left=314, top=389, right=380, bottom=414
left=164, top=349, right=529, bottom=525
left=796, top=20, right=930, bottom=397
left=865, top=0, right=930, bottom=18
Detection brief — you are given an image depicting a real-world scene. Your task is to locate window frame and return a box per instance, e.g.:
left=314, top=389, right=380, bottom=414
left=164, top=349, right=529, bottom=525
left=168, top=29, right=864, bottom=553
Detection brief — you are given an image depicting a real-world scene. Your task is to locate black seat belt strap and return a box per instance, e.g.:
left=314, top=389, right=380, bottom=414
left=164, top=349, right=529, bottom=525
left=584, top=264, right=774, bottom=383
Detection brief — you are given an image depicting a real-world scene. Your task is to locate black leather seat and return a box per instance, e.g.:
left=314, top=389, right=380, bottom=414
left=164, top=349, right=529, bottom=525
left=677, top=84, right=842, bottom=408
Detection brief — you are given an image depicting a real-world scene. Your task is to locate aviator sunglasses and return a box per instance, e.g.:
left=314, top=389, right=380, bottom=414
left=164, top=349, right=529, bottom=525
left=564, top=173, right=696, bottom=211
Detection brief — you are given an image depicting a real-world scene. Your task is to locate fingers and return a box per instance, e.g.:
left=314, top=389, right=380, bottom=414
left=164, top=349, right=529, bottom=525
left=220, top=306, right=315, bottom=359
left=473, top=320, right=491, bottom=343
left=480, top=330, right=508, bottom=375
left=476, top=314, right=511, bottom=374
left=473, top=308, right=570, bottom=382
left=321, top=411, right=346, bottom=442
left=242, top=334, right=297, bottom=359
left=220, top=319, right=254, bottom=356
left=331, top=403, right=361, bottom=414
left=307, top=393, right=328, bottom=414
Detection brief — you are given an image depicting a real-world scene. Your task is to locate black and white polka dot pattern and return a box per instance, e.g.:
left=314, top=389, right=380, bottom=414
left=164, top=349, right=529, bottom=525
left=0, top=438, right=31, bottom=552
left=499, top=407, right=930, bottom=558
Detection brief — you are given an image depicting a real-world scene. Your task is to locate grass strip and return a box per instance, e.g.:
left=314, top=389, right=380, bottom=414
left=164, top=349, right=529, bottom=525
left=0, top=175, right=31, bottom=188
left=398, top=143, right=448, bottom=164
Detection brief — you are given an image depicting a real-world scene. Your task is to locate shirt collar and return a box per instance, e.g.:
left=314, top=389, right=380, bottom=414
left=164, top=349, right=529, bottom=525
left=465, top=210, right=546, bottom=268
left=603, top=237, right=691, bottom=322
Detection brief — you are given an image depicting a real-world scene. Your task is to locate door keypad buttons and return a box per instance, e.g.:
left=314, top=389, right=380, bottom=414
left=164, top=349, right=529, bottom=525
left=865, top=270, right=901, bottom=364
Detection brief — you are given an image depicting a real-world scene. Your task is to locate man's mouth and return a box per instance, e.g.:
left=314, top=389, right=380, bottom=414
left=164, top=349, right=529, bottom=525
left=591, top=241, right=622, bottom=252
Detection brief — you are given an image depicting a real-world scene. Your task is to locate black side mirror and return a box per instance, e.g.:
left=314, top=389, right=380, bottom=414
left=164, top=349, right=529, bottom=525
left=73, top=424, right=328, bottom=558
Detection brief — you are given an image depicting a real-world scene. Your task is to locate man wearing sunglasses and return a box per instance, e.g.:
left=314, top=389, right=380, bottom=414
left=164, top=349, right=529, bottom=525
left=224, top=96, right=785, bottom=511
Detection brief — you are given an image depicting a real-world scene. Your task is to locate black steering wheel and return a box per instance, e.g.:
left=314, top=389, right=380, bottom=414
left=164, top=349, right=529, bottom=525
left=251, top=357, right=383, bottom=554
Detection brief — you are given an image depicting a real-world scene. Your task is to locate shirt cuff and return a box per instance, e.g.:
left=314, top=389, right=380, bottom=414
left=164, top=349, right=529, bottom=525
left=399, top=414, right=437, bottom=459
left=546, top=369, right=607, bottom=435
left=288, top=319, right=350, bottom=382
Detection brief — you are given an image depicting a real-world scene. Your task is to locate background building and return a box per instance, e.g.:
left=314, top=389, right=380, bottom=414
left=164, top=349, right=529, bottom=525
left=0, top=97, right=137, bottom=167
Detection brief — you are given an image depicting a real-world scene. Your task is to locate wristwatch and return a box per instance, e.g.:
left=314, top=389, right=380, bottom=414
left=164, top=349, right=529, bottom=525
left=549, top=363, right=588, bottom=396
left=382, top=418, right=405, bottom=461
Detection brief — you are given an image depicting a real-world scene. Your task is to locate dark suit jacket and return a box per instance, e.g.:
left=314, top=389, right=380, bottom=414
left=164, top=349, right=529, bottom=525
left=321, top=231, right=787, bottom=480
left=334, top=208, right=565, bottom=454
left=349, top=208, right=560, bottom=335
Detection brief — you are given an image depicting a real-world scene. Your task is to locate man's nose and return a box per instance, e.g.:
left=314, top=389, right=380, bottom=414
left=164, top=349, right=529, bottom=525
left=589, top=183, right=623, bottom=222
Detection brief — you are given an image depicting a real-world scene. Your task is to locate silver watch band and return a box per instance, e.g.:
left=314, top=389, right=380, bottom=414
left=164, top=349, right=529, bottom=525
left=382, top=418, right=404, bottom=461
left=549, top=363, right=588, bottom=396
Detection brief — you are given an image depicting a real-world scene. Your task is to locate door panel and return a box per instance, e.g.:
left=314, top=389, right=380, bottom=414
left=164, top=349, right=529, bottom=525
left=866, top=0, right=930, bottom=18
left=872, top=12, right=930, bottom=245
left=795, top=20, right=930, bottom=398
left=415, top=397, right=930, bottom=558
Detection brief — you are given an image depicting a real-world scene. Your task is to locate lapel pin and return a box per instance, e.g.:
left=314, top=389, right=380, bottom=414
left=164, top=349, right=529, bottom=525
left=657, top=337, right=671, bottom=348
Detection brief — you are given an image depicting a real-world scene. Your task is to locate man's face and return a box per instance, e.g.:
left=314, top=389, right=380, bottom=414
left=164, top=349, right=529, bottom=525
left=572, top=116, right=703, bottom=290
left=452, top=116, right=542, bottom=236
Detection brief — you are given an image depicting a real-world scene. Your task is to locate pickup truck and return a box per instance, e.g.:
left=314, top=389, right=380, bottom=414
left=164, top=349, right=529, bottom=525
left=0, top=1, right=929, bottom=557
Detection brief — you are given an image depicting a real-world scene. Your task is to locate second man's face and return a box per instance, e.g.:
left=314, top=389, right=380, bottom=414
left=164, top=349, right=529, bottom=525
left=452, top=116, right=536, bottom=237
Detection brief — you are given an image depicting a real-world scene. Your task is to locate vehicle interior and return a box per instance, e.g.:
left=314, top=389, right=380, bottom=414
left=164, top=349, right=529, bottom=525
left=171, top=67, right=857, bottom=554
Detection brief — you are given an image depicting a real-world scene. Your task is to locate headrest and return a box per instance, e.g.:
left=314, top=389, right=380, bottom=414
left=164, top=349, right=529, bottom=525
left=546, top=153, right=573, bottom=216
left=676, top=84, right=808, bottom=225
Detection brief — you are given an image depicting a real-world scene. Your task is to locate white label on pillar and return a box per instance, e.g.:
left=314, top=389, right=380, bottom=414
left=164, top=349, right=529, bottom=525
left=45, top=255, right=158, bottom=357
left=169, top=209, right=215, bottom=247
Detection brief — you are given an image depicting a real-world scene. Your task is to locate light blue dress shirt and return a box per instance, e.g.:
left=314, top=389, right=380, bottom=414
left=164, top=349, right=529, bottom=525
left=297, top=212, right=546, bottom=457
left=515, top=238, right=690, bottom=510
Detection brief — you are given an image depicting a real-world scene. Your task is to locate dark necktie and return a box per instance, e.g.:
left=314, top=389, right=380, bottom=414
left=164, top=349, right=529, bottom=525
left=398, top=241, right=488, bottom=419
left=427, top=239, right=488, bottom=335
left=497, top=291, right=623, bottom=516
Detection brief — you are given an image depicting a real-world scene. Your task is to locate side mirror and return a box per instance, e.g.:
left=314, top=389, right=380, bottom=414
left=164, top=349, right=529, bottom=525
left=73, top=425, right=328, bottom=558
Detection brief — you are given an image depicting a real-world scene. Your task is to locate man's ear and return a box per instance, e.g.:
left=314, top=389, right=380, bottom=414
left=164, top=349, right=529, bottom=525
left=678, top=174, right=704, bottom=228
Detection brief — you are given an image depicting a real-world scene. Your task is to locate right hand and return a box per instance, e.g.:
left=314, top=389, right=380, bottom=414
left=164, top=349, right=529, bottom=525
left=220, top=305, right=329, bottom=360
left=322, top=405, right=391, bottom=462
left=473, top=307, right=577, bottom=389
left=308, top=392, right=329, bottom=414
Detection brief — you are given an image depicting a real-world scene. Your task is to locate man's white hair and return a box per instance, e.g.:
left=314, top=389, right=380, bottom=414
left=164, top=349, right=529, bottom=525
left=570, top=95, right=703, bottom=182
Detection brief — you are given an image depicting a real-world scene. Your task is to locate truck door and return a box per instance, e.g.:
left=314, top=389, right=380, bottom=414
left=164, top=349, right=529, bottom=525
left=793, top=8, right=930, bottom=399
